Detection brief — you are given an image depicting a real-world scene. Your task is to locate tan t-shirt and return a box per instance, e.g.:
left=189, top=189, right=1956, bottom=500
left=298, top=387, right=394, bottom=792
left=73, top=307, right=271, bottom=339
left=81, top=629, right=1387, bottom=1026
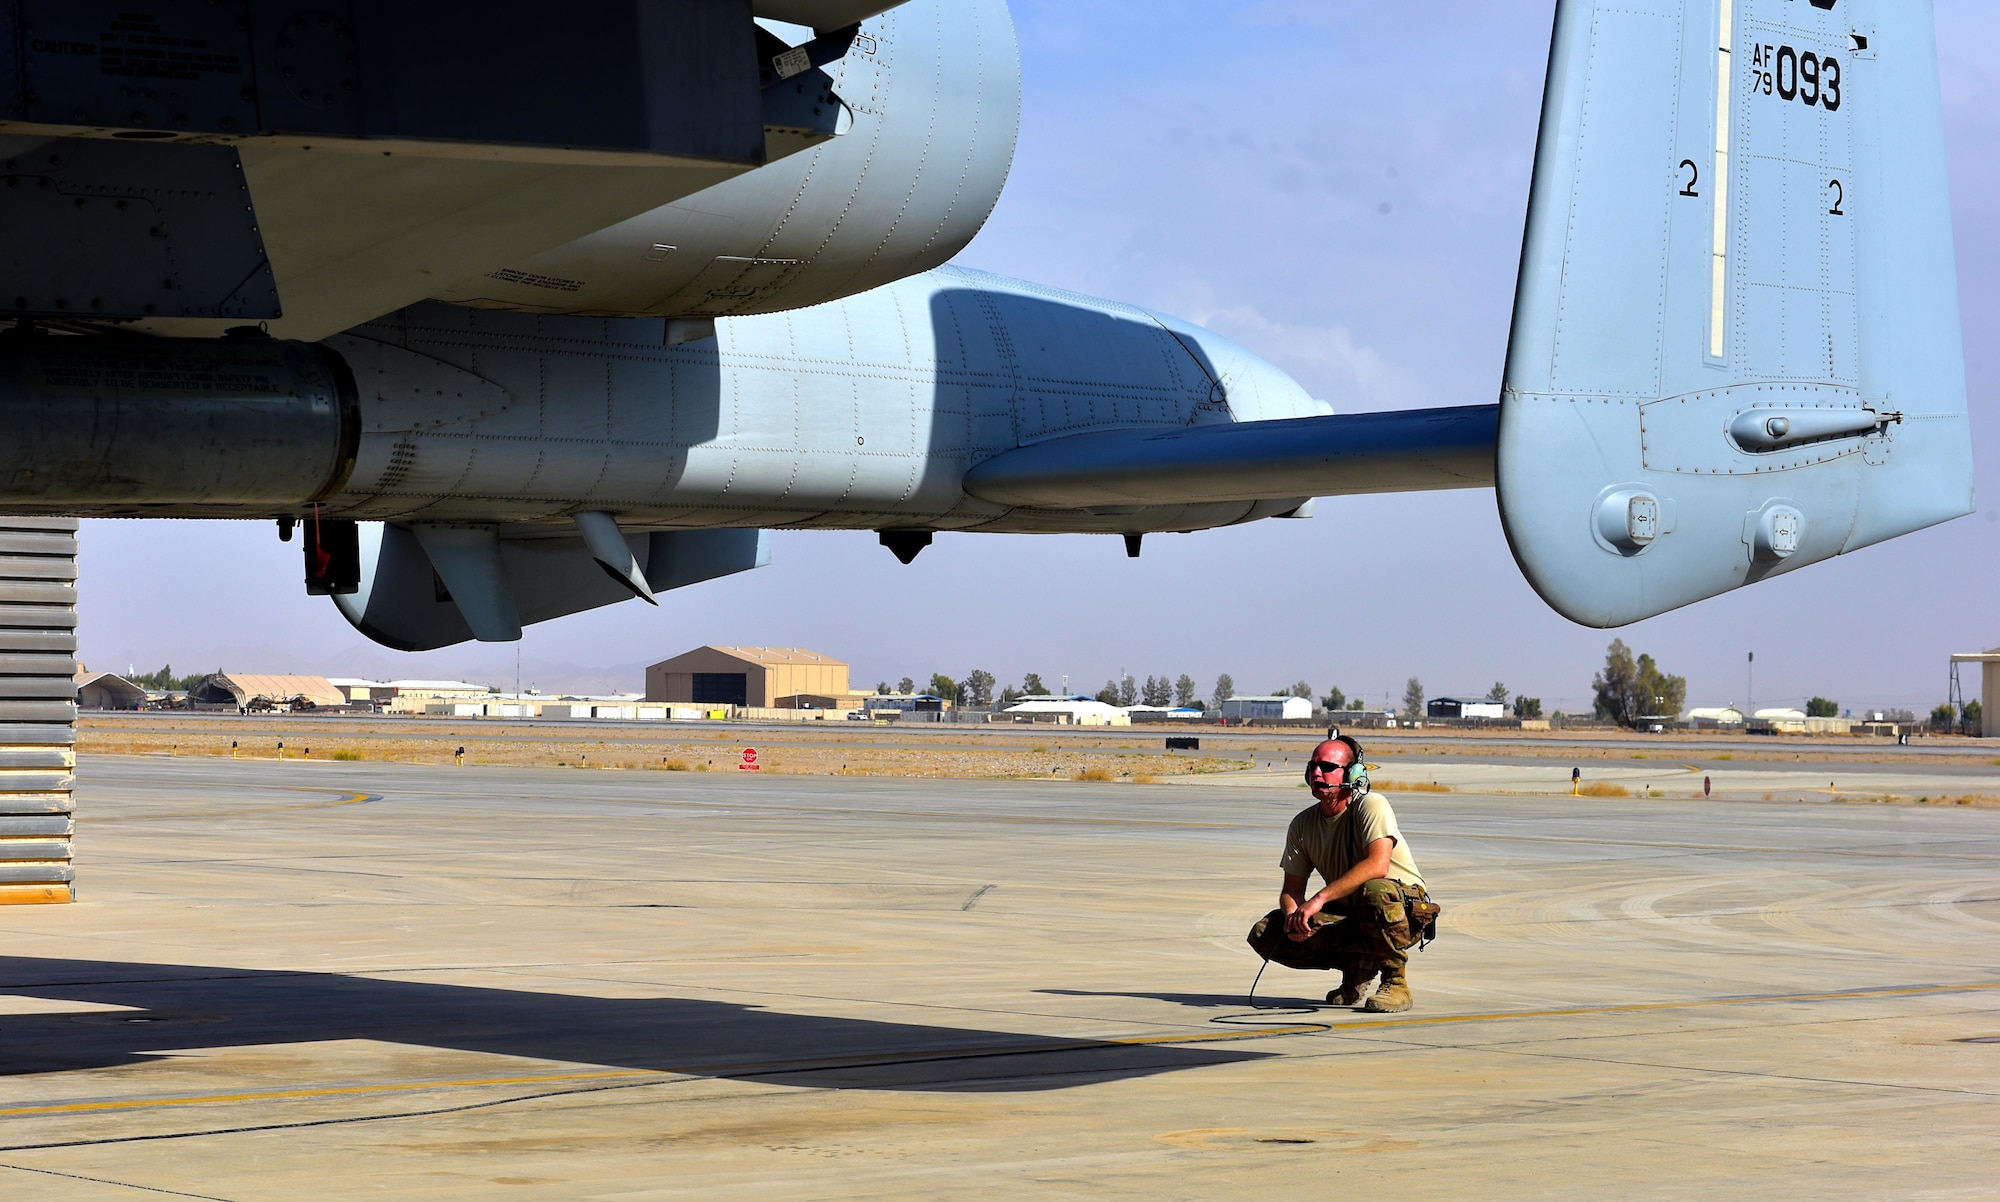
left=1280, top=792, right=1424, bottom=891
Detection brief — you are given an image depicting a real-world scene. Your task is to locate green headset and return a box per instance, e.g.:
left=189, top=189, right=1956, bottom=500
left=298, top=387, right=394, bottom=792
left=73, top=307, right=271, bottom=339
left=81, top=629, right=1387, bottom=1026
left=1307, top=733, right=1370, bottom=796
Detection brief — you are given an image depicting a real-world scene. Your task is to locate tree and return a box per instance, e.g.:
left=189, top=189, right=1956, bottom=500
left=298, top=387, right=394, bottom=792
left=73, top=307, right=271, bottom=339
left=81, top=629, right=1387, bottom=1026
left=927, top=673, right=958, bottom=702
left=1289, top=680, right=1313, bottom=700
left=1116, top=674, right=1138, bottom=706
left=1322, top=685, right=1347, bottom=711
left=1022, top=672, right=1047, bottom=696
left=131, top=664, right=202, bottom=691
left=959, top=669, right=995, bottom=708
left=1805, top=696, right=1839, bottom=718
left=1592, top=639, right=1685, bottom=727
left=1486, top=681, right=1509, bottom=706
left=1212, top=673, right=1236, bottom=708
left=875, top=681, right=891, bottom=695
left=1513, top=695, right=1543, bottom=719
left=1967, top=699, right=1984, bottom=735
left=1142, top=675, right=1172, bottom=707
left=997, top=684, right=1023, bottom=707
left=1174, top=674, right=1197, bottom=707
left=1402, top=677, right=1425, bottom=719
left=1095, top=680, right=1122, bottom=705
left=1593, top=640, right=1637, bottom=723
left=1635, top=652, right=1686, bottom=720
left=896, top=677, right=914, bottom=694
left=1931, top=703, right=1958, bottom=732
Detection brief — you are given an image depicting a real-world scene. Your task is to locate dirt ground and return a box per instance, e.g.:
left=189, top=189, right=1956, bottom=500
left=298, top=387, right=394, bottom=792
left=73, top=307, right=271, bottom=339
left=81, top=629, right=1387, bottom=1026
left=73, top=715, right=2000, bottom=805
left=76, top=715, right=1253, bottom=781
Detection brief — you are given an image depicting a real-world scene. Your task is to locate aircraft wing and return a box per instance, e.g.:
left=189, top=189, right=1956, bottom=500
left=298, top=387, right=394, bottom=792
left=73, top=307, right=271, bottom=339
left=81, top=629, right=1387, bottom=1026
left=961, top=406, right=1497, bottom=509
left=2, top=1, right=919, bottom=342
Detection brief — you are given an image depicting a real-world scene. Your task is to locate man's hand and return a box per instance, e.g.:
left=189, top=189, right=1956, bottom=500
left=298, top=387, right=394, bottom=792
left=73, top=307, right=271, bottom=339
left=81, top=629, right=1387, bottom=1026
left=1284, top=899, right=1322, bottom=941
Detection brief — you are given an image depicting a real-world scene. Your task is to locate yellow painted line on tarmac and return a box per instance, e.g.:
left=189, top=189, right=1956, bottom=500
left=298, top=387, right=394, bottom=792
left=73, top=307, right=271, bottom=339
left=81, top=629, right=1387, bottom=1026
left=5, top=981, right=1993, bottom=1122
left=0, top=1028, right=1324, bottom=1122
left=0, top=1067, right=657, bottom=1119
left=89, top=789, right=382, bottom=823
left=1291, top=978, right=2000, bottom=1034
left=1112, top=1025, right=1329, bottom=1043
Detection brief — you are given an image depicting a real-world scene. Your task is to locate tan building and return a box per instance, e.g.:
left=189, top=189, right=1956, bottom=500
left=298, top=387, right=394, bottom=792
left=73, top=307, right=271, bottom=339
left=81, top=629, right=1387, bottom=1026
left=188, top=673, right=345, bottom=708
left=374, top=680, right=495, bottom=713
left=645, top=646, right=853, bottom=709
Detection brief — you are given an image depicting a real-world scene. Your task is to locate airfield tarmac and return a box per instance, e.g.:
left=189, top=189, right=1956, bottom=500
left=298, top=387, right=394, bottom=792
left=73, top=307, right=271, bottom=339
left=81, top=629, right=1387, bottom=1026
left=1, top=754, right=1996, bottom=1198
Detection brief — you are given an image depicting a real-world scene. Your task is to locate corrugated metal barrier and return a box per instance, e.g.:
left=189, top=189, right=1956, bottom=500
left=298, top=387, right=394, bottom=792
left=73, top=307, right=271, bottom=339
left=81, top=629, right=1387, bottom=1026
left=0, top=518, right=76, bottom=904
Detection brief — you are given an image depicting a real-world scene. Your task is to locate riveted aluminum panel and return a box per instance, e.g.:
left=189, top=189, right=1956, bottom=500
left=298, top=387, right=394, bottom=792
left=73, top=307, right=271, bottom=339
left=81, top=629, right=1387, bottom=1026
left=1498, top=0, right=1971, bottom=626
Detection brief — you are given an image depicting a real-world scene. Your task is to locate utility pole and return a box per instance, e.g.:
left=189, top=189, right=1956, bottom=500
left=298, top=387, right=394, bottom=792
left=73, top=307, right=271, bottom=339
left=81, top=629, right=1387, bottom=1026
left=1746, top=650, right=1753, bottom=715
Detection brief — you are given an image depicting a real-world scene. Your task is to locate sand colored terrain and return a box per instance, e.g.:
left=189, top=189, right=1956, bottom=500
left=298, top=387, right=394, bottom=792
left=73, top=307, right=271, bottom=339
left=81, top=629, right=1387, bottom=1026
left=76, top=714, right=2000, bottom=807
left=77, top=715, right=1252, bottom=781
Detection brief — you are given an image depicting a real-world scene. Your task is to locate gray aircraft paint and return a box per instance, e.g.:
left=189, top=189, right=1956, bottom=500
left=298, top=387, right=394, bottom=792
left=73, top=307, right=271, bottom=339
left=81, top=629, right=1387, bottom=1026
left=434, top=0, right=1021, bottom=323
left=328, top=266, right=1328, bottom=533
left=1497, top=0, right=1972, bottom=626
left=0, top=0, right=1970, bottom=653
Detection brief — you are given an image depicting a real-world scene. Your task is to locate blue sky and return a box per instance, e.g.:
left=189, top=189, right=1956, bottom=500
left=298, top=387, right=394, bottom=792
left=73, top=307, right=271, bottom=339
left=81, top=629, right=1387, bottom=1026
left=78, top=1, right=2000, bottom=714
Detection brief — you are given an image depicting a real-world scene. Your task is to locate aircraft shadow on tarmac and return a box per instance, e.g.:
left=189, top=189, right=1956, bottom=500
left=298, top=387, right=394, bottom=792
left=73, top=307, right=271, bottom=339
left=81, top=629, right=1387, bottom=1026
left=0, top=957, right=1266, bottom=1092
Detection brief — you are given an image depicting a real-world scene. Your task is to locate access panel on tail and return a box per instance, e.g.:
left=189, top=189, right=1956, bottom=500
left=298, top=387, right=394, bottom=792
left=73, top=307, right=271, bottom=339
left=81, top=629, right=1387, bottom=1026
left=1498, top=0, right=1970, bottom=626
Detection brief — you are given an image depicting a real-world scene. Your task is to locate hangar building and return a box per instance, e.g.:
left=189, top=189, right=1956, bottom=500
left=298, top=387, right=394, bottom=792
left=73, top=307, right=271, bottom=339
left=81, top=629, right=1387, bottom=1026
left=645, top=647, right=852, bottom=709
left=75, top=672, right=147, bottom=711
left=186, top=673, right=344, bottom=709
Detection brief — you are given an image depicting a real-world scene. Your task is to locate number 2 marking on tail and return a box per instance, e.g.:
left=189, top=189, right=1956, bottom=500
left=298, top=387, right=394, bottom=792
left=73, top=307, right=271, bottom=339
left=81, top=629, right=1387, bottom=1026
left=1679, top=159, right=1700, bottom=197
left=1828, top=178, right=1844, bottom=215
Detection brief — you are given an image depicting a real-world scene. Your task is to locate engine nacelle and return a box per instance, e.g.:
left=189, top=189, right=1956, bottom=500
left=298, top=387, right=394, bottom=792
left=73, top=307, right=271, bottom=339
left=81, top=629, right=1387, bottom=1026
left=0, top=270, right=1324, bottom=532
left=430, top=0, right=1020, bottom=320
left=0, top=332, right=355, bottom=508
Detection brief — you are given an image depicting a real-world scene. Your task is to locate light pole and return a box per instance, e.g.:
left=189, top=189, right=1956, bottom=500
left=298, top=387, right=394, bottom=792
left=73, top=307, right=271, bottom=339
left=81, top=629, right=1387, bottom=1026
left=1746, top=650, right=1753, bottom=715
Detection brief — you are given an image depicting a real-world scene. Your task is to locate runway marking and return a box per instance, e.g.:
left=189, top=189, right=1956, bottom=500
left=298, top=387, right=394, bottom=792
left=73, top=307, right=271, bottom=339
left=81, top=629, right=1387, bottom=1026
left=1293, top=978, right=2000, bottom=1032
left=88, top=789, right=384, bottom=823
left=0, top=1067, right=658, bottom=1119
left=1, top=980, right=1992, bottom=1126
left=0, top=1023, right=1324, bottom=1126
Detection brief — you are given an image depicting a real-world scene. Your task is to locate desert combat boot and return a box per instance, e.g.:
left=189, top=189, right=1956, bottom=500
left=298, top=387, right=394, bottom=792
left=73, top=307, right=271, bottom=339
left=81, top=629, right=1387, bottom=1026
left=1325, top=961, right=1378, bottom=1007
left=1363, top=958, right=1412, bottom=1012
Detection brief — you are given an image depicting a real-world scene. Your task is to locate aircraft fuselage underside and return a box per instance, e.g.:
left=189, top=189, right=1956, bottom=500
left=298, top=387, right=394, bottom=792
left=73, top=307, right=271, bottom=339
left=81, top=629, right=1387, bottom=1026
left=0, top=267, right=1494, bottom=538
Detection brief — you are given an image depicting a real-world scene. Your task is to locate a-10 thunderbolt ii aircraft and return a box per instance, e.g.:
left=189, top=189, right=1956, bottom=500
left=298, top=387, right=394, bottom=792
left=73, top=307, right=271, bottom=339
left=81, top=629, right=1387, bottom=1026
left=0, top=0, right=1970, bottom=648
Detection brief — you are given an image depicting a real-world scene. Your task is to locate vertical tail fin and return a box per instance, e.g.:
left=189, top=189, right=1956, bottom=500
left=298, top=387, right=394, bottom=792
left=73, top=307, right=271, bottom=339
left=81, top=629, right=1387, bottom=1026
left=1497, top=0, right=1970, bottom=626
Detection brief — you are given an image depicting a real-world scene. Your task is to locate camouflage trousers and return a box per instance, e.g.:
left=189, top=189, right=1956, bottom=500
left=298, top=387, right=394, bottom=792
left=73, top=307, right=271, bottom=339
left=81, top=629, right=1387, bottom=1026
left=1246, top=878, right=1423, bottom=972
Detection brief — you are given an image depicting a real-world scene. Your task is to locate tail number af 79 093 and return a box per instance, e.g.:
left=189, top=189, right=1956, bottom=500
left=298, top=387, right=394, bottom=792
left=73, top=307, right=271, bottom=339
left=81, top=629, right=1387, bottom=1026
left=1748, top=44, right=1841, bottom=112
